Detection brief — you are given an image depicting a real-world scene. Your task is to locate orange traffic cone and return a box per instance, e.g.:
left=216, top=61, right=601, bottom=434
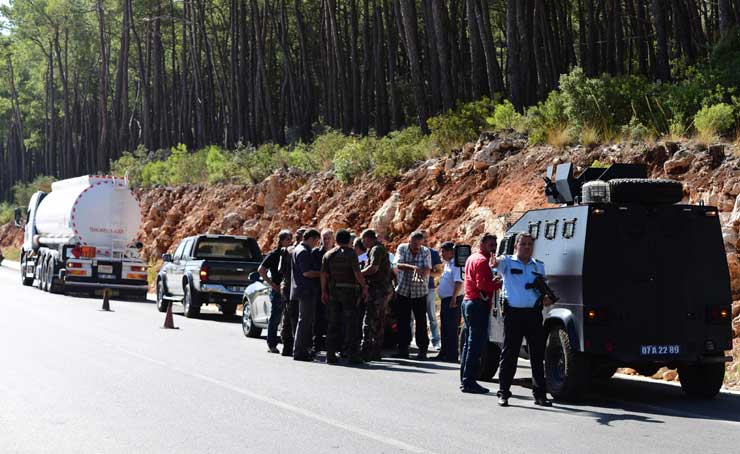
left=162, top=300, right=178, bottom=329
left=100, top=289, right=112, bottom=312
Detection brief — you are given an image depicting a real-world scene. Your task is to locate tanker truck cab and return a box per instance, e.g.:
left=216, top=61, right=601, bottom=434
left=20, top=175, right=149, bottom=300
left=480, top=163, right=733, bottom=401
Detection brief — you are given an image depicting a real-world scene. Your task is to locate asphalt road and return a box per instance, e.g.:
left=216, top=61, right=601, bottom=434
left=1, top=262, right=739, bottom=454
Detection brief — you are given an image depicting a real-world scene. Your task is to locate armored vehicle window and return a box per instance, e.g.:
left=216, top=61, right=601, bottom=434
left=528, top=221, right=541, bottom=239
left=545, top=220, right=559, bottom=240
left=563, top=219, right=577, bottom=239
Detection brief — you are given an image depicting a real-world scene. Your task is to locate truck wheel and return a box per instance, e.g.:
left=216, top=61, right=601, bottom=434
left=221, top=303, right=237, bottom=318
left=47, top=258, right=61, bottom=294
left=242, top=301, right=262, bottom=338
left=39, top=256, right=49, bottom=291
left=678, top=363, right=725, bottom=398
left=545, top=324, right=590, bottom=401
left=609, top=178, right=683, bottom=205
left=183, top=285, right=201, bottom=318
left=479, top=342, right=502, bottom=382
left=156, top=280, right=168, bottom=313
left=21, top=254, right=33, bottom=286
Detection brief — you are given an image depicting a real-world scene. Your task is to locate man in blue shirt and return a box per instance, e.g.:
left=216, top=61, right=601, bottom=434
left=494, top=233, right=553, bottom=407
left=291, top=229, right=322, bottom=361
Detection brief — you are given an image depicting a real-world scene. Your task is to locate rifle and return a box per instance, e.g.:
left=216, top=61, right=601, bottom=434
left=526, top=272, right=559, bottom=308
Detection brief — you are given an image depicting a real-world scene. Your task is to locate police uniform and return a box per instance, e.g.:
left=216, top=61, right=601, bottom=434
left=496, top=255, right=548, bottom=401
left=321, top=246, right=362, bottom=361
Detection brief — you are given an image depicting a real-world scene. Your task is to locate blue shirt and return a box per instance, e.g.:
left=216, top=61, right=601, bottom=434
left=496, top=255, right=546, bottom=308
left=437, top=259, right=464, bottom=299
left=428, top=249, right=442, bottom=289
left=290, top=243, right=319, bottom=300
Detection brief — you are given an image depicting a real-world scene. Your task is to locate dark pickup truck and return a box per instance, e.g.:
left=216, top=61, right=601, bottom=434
left=155, top=234, right=262, bottom=318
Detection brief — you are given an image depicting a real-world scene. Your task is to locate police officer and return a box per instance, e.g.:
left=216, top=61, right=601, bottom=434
left=321, top=229, right=368, bottom=364
left=360, top=229, right=393, bottom=361
left=494, top=232, right=553, bottom=407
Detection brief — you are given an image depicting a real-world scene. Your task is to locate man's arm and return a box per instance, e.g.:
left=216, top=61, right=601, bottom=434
left=258, top=252, right=280, bottom=291
left=362, top=246, right=380, bottom=276
left=320, top=270, right=329, bottom=304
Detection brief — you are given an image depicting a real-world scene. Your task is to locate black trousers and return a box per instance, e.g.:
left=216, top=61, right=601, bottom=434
left=497, top=306, right=547, bottom=399
left=394, top=294, right=429, bottom=353
left=280, top=299, right=299, bottom=351
left=439, top=295, right=463, bottom=361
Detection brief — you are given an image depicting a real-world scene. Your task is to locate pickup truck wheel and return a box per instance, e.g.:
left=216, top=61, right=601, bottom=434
left=156, top=280, right=168, bottom=312
left=21, top=254, right=33, bottom=286
left=221, top=303, right=237, bottom=318
left=678, top=363, right=724, bottom=398
left=545, top=324, right=590, bottom=401
left=242, top=301, right=262, bottom=338
left=183, top=285, right=201, bottom=318
left=479, top=342, right=501, bottom=382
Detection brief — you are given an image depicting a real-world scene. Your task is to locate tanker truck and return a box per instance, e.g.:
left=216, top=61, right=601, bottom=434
left=17, top=175, right=148, bottom=299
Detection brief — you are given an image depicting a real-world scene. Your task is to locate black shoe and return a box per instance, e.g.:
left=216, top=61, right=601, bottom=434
left=534, top=397, right=552, bottom=407
left=281, top=344, right=293, bottom=357
left=267, top=346, right=280, bottom=354
left=361, top=350, right=373, bottom=362
left=498, top=396, right=509, bottom=407
left=326, top=352, right=338, bottom=365
left=416, top=350, right=427, bottom=360
left=461, top=385, right=489, bottom=394
left=293, top=355, right=313, bottom=362
left=392, top=350, right=409, bottom=359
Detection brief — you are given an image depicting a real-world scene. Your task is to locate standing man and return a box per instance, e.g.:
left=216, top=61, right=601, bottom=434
left=321, top=229, right=368, bottom=365
left=279, top=228, right=305, bottom=357
left=436, top=242, right=464, bottom=362
left=393, top=231, right=431, bottom=359
left=258, top=229, right=293, bottom=354
left=312, top=229, right=335, bottom=354
left=421, top=231, right=443, bottom=351
left=460, top=233, right=501, bottom=394
left=494, top=233, right=553, bottom=407
left=360, top=229, right=393, bottom=361
left=291, top=229, right=322, bottom=361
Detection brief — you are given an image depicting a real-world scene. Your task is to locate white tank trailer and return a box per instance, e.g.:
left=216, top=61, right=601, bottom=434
left=19, top=175, right=148, bottom=299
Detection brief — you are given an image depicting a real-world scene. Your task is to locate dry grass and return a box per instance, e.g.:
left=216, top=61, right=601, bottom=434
left=1, top=247, right=20, bottom=262
left=546, top=125, right=574, bottom=149
left=695, top=129, right=720, bottom=148
left=579, top=126, right=600, bottom=147
left=733, top=131, right=740, bottom=158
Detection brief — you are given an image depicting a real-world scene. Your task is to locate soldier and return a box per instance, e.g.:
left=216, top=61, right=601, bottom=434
left=258, top=229, right=293, bottom=354
left=291, top=228, right=322, bottom=361
left=360, top=229, right=393, bottom=361
left=494, top=233, right=553, bottom=407
left=321, top=229, right=368, bottom=364
left=279, top=228, right=305, bottom=357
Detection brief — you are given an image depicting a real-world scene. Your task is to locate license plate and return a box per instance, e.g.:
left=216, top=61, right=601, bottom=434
left=100, top=274, right=116, bottom=280
left=98, top=265, right=113, bottom=274
left=640, top=344, right=681, bottom=355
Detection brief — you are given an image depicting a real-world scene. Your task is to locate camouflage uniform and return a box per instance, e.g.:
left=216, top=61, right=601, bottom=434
left=279, top=246, right=299, bottom=356
left=361, top=243, right=393, bottom=359
left=322, top=246, right=362, bottom=359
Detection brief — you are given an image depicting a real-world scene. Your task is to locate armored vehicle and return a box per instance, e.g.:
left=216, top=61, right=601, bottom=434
left=472, top=163, right=733, bottom=400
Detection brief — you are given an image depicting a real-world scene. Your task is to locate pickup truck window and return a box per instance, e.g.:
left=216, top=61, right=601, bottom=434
left=182, top=238, right=195, bottom=259
left=173, top=241, right=187, bottom=261
left=194, top=238, right=256, bottom=260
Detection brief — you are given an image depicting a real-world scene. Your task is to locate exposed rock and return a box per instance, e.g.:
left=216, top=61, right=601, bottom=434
left=486, top=166, right=499, bottom=188
left=222, top=212, right=245, bottom=231
left=734, top=316, right=740, bottom=337
left=733, top=301, right=740, bottom=319
left=664, top=150, right=694, bottom=175
left=662, top=369, right=679, bottom=381
left=664, top=141, right=680, bottom=156
left=369, top=192, right=400, bottom=236
left=645, top=145, right=668, bottom=168
left=728, top=253, right=740, bottom=300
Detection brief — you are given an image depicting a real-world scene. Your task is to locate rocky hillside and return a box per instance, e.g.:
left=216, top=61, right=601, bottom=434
left=2, top=134, right=740, bottom=385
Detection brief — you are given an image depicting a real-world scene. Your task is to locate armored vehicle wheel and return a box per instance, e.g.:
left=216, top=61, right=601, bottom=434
left=479, top=342, right=501, bottom=382
left=678, top=363, right=725, bottom=398
left=21, top=254, right=33, bottom=286
left=545, top=324, right=590, bottom=401
left=183, top=285, right=201, bottom=318
left=156, top=280, right=168, bottom=312
left=609, top=178, right=683, bottom=205
left=221, top=303, right=237, bottom=318
left=242, top=301, right=262, bottom=338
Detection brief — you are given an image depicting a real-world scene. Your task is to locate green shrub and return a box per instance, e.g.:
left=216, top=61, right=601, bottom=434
left=110, top=145, right=148, bottom=187
left=621, top=116, right=655, bottom=142
left=309, top=130, right=352, bottom=170
left=487, top=100, right=524, bottom=132
left=0, top=202, right=14, bottom=224
left=428, top=97, right=497, bottom=153
left=334, top=139, right=374, bottom=183
left=694, top=103, right=736, bottom=135
left=559, top=67, right=610, bottom=130
left=244, top=143, right=285, bottom=183
left=168, top=144, right=208, bottom=185
left=526, top=91, right=569, bottom=144
left=205, top=145, right=231, bottom=184
left=140, top=160, right=170, bottom=186
left=373, top=126, right=431, bottom=178
left=286, top=143, right=321, bottom=173
left=11, top=175, right=55, bottom=208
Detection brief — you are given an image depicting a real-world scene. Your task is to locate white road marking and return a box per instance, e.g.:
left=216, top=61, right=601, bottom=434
left=115, top=346, right=435, bottom=453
